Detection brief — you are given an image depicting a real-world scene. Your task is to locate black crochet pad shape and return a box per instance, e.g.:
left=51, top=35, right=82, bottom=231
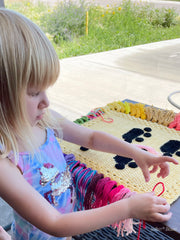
left=160, top=140, right=180, bottom=157
left=122, top=127, right=152, bottom=143
left=113, top=155, right=138, bottom=170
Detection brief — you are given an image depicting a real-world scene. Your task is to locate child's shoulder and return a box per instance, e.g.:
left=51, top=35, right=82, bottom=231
left=0, top=155, right=22, bottom=192
left=0, top=155, right=20, bottom=173
left=0, top=155, right=13, bottom=167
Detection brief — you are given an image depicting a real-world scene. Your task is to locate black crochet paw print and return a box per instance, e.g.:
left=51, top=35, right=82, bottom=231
left=80, top=146, right=139, bottom=170
left=114, top=155, right=138, bottom=170
left=80, top=146, right=89, bottom=151
left=122, top=127, right=152, bottom=143
left=113, top=147, right=152, bottom=170
left=160, top=140, right=180, bottom=157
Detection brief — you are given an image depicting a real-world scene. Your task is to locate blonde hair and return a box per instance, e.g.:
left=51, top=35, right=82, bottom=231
left=0, top=9, right=60, bottom=163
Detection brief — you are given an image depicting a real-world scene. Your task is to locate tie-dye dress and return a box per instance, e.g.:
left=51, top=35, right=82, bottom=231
left=9, top=128, right=76, bottom=240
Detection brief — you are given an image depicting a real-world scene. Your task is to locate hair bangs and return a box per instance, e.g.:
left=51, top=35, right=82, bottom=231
left=28, top=33, right=60, bottom=91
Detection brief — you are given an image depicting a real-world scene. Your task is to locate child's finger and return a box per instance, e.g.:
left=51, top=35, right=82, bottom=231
left=157, top=163, right=169, bottom=178
left=156, top=204, right=170, bottom=214
left=155, top=211, right=172, bottom=222
left=142, top=167, right=150, bottom=182
left=159, top=156, right=179, bottom=165
left=153, top=196, right=167, bottom=205
left=149, top=165, right=158, bottom=174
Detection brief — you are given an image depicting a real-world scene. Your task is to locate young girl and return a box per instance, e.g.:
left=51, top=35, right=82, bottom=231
left=0, top=8, right=178, bottom=240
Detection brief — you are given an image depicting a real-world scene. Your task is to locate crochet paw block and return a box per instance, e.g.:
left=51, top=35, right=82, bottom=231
left=61, top=101, right=180, bottom=206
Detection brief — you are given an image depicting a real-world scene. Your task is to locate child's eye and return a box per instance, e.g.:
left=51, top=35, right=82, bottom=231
left=28, top=91, right=40, bottom=97
left=33, top=92, right=40, bottom=96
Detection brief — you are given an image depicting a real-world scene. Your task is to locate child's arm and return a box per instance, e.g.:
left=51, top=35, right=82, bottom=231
left=51, top=110, right=179, bottom=182
left=0, top=157, right=171, bottom=238
left=0, top=226, right=11, bottom=240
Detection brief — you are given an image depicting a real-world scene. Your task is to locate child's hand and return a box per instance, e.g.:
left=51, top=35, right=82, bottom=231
left=127, top=192, right=172, bottom=222
left=134, top=153, right=179, bottom=182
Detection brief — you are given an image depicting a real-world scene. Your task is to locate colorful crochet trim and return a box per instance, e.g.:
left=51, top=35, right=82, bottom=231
left=74, top=101, right=180, bottom=131
left=168, top=112, right=180, bottom=130
left=74, top=108, right=105, bottom=124
left=64, top=153, right=136, bottom=237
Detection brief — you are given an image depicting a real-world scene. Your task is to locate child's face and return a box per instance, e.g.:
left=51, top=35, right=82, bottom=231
left=25, top=87, right=49, bottom=126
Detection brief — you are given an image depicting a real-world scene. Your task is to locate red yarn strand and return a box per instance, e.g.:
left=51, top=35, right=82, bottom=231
left=137, top=182, right=165, bottom=240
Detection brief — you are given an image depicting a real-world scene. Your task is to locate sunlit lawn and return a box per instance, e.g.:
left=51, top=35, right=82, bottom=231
left=6, top=0, right=180, bottom=59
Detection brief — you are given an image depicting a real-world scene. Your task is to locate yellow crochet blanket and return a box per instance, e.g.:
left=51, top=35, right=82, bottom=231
left=61, top=102, right=180, bottom=204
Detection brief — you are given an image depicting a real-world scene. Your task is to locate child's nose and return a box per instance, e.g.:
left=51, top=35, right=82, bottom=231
left=39, top=92, right=49, bottom=109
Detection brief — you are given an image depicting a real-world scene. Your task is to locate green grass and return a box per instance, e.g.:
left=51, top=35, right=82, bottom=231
left=6, top=0, right=180, bottom=59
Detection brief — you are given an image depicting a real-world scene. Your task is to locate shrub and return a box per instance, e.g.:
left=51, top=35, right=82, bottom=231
left=41, top=0, right=87, bottom=43
left=134, top=4, right=178, bottom=28
left=146, top=8, right=178, bottom=27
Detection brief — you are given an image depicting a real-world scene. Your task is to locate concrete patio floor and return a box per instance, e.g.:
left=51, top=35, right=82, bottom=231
left=48, top=38, right=180, bottom=121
